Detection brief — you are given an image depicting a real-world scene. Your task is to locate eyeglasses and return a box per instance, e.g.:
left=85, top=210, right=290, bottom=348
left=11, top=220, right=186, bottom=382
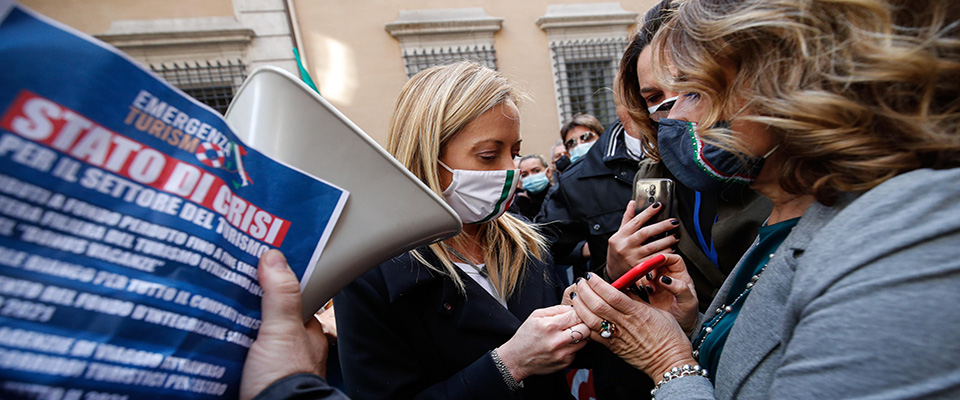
left=564, top=131, right=597, bottom=150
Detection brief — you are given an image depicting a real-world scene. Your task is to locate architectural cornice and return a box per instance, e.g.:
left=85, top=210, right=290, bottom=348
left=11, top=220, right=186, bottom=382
left=386, top=8, right=502, bottom=38
left=95, top=17, right=254, bottom=50
left=536, top=3, right=638, bottom=31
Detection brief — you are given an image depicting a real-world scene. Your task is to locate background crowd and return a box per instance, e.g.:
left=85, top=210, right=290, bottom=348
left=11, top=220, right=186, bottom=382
left=242, top=0, right=960, bottom=399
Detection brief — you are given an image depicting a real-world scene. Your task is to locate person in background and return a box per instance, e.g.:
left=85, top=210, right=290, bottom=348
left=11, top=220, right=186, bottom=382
left=536, top=115, right=612, bottom=282
left=514, top=154, right=553, bottom=220
left=551, top=140, right=570, bottom=177
left=560, top=113, right=603, bottom=165
left=536, top=96, right=675, bottom=280
left=513, top=153, right=575, bottom=287
left=335, top=62, right=588, bottom=399
left=537, top=68, right=678, bottom=400
left=571, top=0, right=960, bottom=398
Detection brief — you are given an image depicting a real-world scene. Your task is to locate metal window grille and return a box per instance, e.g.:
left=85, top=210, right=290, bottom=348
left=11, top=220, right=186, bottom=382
left=402, top=45, right=497, bottom=78
left=150, top=60, right=247, bottom=115
left=550, top=38, right=627, bottom=126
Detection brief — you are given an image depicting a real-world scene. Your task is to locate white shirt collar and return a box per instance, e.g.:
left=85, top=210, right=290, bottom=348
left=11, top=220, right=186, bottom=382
left=622, top=131, right=644, bottom=161
left=453, top=262, right=506, bottom=307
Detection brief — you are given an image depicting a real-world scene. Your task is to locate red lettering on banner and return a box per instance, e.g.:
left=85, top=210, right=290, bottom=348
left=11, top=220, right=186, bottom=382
left=0, top=90, right=290, bottom=246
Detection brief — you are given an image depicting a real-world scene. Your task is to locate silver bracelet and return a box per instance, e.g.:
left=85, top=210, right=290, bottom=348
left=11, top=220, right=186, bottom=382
left=650, top=364, right=708, bottom=399
left=490, top=347, right=524, bottom=391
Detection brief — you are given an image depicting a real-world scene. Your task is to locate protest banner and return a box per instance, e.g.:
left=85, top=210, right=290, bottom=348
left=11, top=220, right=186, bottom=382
left=0, top=1, right=349, bottom=398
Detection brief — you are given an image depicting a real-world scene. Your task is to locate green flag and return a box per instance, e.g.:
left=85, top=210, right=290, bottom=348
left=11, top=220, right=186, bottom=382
left=293, top=47, right=320, bottom=94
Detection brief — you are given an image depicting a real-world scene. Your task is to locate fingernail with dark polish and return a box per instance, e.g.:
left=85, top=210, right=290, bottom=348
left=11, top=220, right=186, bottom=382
left=671, top=219, right=680, bottom=226
left=569, top=291, right=577, bottom=299
left=645, top=272, right=654, bottom=281
left=585, top=272, right=592, bottom=280
left=652, top=202, right=661, bottom=209
left=661, top=275, right=673, bottom=285
left=575, top=277, right=583, bottom=284
left=645, top=285, right=654, bottom=294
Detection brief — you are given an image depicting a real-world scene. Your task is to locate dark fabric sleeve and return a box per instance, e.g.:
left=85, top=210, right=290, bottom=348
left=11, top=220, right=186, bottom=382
left=334, top=273, right=517, bottom=400
left=253, top=373, right=350, bottom=400
left=568, top=241, right=587, bottom=265
left=536, top=180, right=588, bottom=266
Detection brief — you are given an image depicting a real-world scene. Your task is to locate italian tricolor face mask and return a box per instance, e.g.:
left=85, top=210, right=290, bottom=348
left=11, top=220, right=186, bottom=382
left=657, top=118, right=776, bottom=194
left=439, top=161, right=518, bottom=224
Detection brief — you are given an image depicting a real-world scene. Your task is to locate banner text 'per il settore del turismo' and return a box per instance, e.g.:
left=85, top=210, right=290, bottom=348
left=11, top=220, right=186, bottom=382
left=0, top=1, right=349, bottom=399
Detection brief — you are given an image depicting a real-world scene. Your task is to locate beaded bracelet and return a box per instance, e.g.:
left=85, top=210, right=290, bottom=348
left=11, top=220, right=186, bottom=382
left=650, top=364, right=708, bottom=399
left=490, top=348, right=524, bottom=391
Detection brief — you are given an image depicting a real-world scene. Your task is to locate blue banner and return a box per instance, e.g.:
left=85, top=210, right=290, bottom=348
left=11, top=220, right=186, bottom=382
left=0, top=2, right=349, bottom=399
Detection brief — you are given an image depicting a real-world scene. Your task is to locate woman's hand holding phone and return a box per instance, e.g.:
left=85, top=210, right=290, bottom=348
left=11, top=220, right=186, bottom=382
left=605, top=200, right=680, bottom=280
left=638, top=253, right=700, bottom=335
left=612, top=254, right=667, bottom=290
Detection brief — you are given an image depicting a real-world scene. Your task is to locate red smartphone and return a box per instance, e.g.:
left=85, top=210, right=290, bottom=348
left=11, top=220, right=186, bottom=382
left=611, top=254, right=667, bottom=290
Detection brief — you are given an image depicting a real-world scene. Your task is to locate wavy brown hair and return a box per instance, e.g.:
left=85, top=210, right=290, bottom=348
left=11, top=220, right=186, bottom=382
left=652, top=0, right=960, bottom=204
left=616, top=0, right=675, bottom=160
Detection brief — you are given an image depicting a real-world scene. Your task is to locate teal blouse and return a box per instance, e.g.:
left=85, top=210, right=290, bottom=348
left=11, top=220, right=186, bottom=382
left=694, top=217, right=799, bottom=381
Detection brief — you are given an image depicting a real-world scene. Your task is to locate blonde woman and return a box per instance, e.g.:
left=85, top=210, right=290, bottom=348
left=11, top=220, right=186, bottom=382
left=569, top=0, right=960, bottom=398
left=334, top=62, right=588, bottom=399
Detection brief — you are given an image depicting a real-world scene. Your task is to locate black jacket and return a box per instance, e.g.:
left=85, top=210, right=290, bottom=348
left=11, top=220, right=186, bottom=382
left=334, top=249, right=572, bottom=400
left=536, top=122, right=641, bottom=272
left=254, top=374, right=349, bottom=400
left=512, top=187, right=549, bottom=221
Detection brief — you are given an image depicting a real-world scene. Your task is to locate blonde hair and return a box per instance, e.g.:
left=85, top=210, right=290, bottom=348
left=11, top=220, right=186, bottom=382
left=386, top=61, right=547, bottom=299
left=519, top=154, right=549, bottom=169
left=653, top=0, right=960, bottom=204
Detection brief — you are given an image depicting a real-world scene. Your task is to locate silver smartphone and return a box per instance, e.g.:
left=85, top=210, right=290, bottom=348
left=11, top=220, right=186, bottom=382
left=632, top=178, right=676, bottom=239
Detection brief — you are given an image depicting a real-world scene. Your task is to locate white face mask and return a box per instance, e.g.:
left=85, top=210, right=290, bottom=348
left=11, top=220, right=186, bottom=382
left=568, top=140, right=595, bottom=163
left=439, top=161, right=519, bottom=224
left=647, top=96, right=679, bottom=114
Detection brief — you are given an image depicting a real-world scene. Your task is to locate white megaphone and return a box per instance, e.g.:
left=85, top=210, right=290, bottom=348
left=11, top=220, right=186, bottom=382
left=224, top=67, right=461, bottom=321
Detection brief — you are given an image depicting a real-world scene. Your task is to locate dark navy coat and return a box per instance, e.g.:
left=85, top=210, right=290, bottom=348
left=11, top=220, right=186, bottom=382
left=334, top=249, right=573, bottom=400
left=536, top=122, right=641, bottom=272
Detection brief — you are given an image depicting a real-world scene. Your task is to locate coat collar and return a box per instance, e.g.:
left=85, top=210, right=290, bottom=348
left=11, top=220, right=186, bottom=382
left=379, top=250, right=441, bottom=304
left=700, top=196, right=852, bottom=321
left=448, top=257, right=561, bottom=338
left=601, top=122, right=633, bottom=164
left=706, top=196, right=853, bottom=396
left=566, top=122, right=638, bottom=180
left=445, top=270, right=522, bottom=338
left=378, top=248, right=559, bottom=339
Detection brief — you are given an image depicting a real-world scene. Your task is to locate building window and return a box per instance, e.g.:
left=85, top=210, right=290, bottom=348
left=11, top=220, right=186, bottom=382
left=402, top=44, right=498, bottom=79
left=150, top=60, right=247, bottom=115
left=536, top=3, right=638, bottom=126
left=386, top=8, right=503, bottom=78
left=550, top=37, right=627, bottom=125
